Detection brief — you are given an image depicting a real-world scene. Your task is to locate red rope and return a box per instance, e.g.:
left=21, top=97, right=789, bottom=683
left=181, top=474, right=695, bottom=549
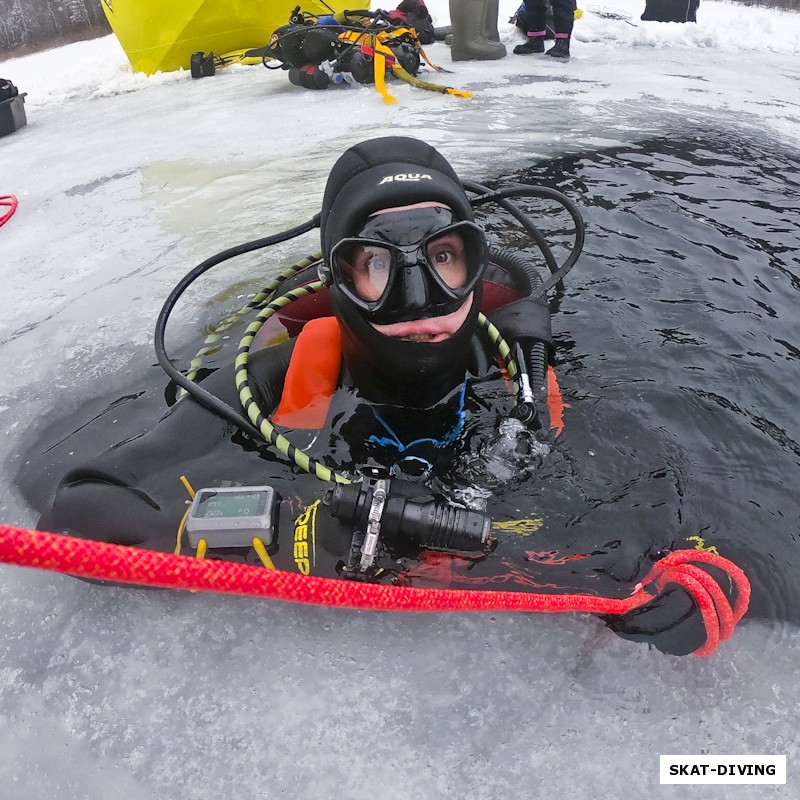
left=0, top=525, right=750, bottom=655
left=0, top=195, right=18, bottom=228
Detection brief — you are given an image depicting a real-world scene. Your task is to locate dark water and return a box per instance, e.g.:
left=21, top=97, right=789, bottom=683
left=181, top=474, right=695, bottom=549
left=15, top=123, right=800, bottom=625
left=502, top=126, right=800, bottom=621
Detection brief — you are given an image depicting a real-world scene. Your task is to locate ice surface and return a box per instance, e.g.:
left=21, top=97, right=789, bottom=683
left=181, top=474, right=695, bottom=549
left=1, top=1, right=799, bottom=797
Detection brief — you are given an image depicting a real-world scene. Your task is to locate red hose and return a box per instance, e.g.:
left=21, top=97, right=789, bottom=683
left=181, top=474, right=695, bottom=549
left=0, top=195, right=18, bottom=228
left=0, top=525, right=749, bottom=655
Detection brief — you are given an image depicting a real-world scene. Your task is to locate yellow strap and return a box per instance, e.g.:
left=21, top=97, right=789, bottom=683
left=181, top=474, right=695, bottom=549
left=196, top=538, right=208, bottom=559
left=418, top=44, right=442, bottom=72
left=372, top=44, right=397, bottom=105
left=180, top=475, right=196, bottom=499
left=252, top=537, right=276, bottom=570
left=216, top=49, right=266, bottom=66
left=446, top=87, right=473, bottom=99
left=174, top=505, right=190, bottom=555
left=174, top=476, right=197, bottom=555
left=338, top=29, right=371, bottom=46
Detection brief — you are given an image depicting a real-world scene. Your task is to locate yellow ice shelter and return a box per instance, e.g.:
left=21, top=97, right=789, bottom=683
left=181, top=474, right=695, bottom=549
left=99, top=0, right=355, bottom=75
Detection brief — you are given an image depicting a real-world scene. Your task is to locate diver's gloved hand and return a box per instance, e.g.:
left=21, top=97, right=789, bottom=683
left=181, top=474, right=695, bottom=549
left=601, top=587, right=707, bottom=656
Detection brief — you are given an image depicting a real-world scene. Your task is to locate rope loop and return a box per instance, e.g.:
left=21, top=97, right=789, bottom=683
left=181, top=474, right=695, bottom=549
left=0, top=195, right=18, bottom=228
left=628, top=550, right=751, bottom=656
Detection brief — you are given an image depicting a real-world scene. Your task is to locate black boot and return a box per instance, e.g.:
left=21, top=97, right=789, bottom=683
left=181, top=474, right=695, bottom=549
left=513, top=36, right=545, bottom=55
left=547, top=37, right=571, bottom=58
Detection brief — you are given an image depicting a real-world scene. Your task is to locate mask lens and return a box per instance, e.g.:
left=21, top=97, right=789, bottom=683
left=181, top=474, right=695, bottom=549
left=424, top=222, right=485, bottom=293
left=334, top=241, right=395, bottom=303
left=425, top=228, right=470, bottom=290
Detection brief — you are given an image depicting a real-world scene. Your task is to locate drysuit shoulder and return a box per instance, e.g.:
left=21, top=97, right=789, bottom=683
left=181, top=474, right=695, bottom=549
left=38, top=339, right=296, bottom=548
left=487, top=296, right=553, bottom=352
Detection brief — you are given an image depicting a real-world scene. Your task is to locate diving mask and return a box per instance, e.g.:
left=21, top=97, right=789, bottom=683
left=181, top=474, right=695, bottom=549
left=329, top=206, right=488, bottom=325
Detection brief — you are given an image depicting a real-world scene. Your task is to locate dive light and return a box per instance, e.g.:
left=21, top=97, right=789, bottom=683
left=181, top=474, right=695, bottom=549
left=326, top=477, right=492, bottom=570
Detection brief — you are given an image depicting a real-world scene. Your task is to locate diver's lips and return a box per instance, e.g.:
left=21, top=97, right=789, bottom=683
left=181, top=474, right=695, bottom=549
left=370, top=295, right=473, bottom=342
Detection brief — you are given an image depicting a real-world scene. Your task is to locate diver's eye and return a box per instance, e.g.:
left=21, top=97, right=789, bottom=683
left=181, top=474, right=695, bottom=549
left=338, top=244, right=392, bottom=302
left=426, top=233, right=468, bottom=289
left=432, top=249, right=452, bottom=264
left=364, top=247, right=391, bottom=273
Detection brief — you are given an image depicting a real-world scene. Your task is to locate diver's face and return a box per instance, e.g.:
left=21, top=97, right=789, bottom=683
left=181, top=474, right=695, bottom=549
left=330, top=203, right=486, bottom=330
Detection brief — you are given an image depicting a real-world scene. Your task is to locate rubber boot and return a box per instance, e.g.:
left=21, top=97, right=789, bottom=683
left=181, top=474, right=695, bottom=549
left=449, top=0, right=506, bottom=61
left=546, top=35, right=571, bottom=58
left=513, top=31, right=545, bottom=54
left=483, top=0, right=502, bottom=42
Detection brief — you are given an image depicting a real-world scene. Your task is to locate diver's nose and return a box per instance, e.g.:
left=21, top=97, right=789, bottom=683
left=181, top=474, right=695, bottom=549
left=400, top=264, right=430, bottom=311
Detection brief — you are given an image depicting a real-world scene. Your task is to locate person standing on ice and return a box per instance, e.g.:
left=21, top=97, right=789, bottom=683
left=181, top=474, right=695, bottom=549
left=513, top=0, right=576, bottom=58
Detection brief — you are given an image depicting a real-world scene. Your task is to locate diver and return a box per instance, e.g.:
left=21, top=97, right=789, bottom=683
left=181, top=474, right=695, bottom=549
left=37, top=136, right=546, bottom=549
left=35, top=139, right=518, bottom=542
left=33, top=136, right=714, bottom=655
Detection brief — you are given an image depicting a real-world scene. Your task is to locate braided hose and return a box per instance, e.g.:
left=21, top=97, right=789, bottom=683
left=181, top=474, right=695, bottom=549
left=391, top=65, right=472, bottom=98
left=234, top=280, right=352, bottom=485
left=181, top=252, right=322, bottom=393
left=490, top=247, right=549, bottom=387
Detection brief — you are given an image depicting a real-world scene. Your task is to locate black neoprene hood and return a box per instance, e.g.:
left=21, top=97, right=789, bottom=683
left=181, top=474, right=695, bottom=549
left=319, top=137, right=483, bottom=408
left=319, top=136, right=475, bottom=264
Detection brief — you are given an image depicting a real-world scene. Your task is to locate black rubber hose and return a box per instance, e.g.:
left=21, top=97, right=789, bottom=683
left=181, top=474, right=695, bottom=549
left=528, top=341, right=548, bottom=387
left=489, top=246, right=543, bottom=296
left=470, top=182, right=584, bottom=389
left=484, top=185, right=585, bottom=278
left=465, top=181, right=585, bottom=294
left=488, top=248, right=549, bottom=386
left=153, top=214, right=321, bottom=438
left=464, top=179, right=561, bottom=290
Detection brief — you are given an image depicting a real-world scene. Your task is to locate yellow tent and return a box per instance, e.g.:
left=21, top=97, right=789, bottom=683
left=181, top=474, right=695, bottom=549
left=100, top=0, right=354, bottom=75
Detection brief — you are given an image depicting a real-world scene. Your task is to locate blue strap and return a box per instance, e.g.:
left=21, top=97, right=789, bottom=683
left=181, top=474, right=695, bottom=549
left=367, top=382, right=467, bottom=453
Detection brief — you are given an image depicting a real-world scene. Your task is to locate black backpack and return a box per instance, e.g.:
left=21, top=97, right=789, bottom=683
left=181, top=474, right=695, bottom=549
left=0, top=79, right=19, bottom=102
